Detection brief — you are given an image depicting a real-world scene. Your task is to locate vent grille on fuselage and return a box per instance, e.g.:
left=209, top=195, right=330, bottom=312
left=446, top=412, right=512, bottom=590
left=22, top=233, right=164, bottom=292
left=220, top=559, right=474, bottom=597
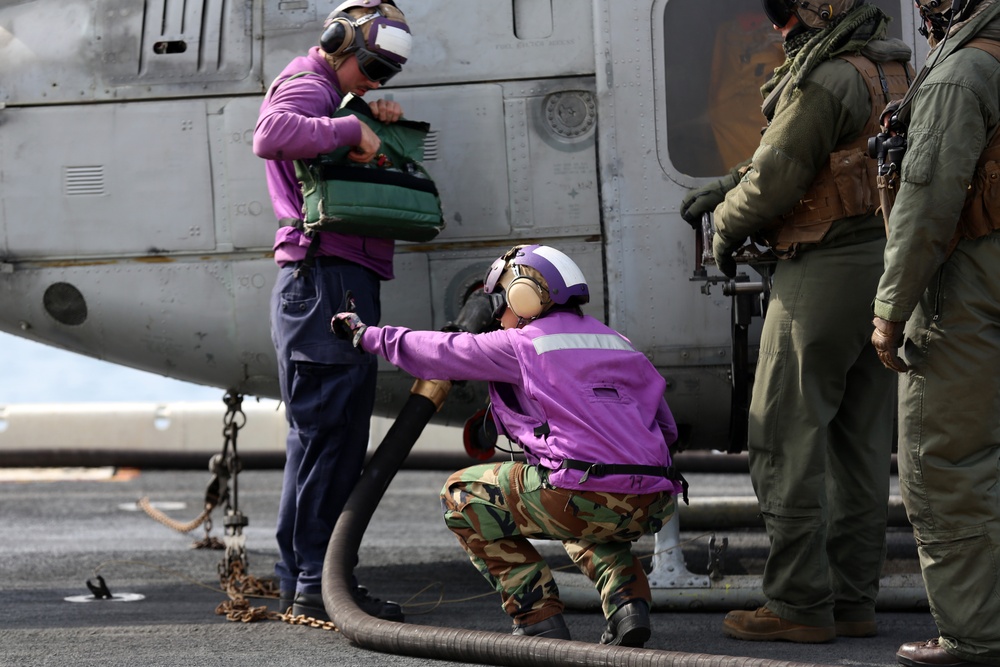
left=63, top=166, right=106, bottom=196
left=423, top=130, right=440, bottom=161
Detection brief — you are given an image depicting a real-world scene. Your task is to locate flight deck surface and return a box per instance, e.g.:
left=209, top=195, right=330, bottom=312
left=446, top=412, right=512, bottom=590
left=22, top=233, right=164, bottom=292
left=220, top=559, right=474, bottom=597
left=1, top=468, right=936, bottom=667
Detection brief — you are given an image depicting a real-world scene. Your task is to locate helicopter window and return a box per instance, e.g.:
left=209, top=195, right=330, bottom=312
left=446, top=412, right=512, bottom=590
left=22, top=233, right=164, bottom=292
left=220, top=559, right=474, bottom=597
left=661, top=0, right=905, bottom=178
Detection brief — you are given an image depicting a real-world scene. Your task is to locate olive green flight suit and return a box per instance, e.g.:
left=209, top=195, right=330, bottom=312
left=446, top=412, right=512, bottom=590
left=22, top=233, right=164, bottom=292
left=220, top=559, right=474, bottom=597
left=714, top=43, right=906, bottom=626
left=874, top=10, right=1000, bottom=663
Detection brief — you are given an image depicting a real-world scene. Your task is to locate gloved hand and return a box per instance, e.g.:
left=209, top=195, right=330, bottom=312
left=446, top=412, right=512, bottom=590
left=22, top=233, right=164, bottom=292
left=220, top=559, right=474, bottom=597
left=679, top=164, right=744, bottom=228
left=332, top=312, right=368, bottom=348
left=680, top=181, right=728, bottom=229
left=871, top=317, right=908, bottom=372
left=879, top=99, right=903, bottom=131
left=712, top=233, right=743, bottom=279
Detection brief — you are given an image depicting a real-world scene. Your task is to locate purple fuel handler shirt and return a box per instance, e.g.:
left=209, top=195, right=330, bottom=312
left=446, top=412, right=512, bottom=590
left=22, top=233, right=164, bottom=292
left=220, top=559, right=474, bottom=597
left=358, top=310, right=683, bottom=496
left=253, top=46, right=395, bottom=280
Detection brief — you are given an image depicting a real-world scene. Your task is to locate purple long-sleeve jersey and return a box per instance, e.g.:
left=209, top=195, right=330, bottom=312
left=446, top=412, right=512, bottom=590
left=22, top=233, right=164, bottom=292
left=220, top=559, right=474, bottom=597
left=253, top=46, right=394, bottom=279
left=359, top=311, right=682, bottom=495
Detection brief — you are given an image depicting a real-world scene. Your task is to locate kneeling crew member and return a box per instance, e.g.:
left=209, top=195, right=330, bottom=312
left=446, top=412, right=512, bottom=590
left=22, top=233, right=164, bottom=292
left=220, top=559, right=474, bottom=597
left=333, top=244, right=686, bottom=646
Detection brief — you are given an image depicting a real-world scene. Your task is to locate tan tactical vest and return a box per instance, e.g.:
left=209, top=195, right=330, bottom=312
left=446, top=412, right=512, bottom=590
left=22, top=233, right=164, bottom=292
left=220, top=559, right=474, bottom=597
left=760, top=55, right=913, bottom=257
left=954, top=38, right=1000, bottom=250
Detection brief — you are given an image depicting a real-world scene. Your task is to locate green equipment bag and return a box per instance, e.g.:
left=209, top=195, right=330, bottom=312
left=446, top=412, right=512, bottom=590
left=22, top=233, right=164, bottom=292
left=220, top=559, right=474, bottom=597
left=295, top=96, right=445, bottom=242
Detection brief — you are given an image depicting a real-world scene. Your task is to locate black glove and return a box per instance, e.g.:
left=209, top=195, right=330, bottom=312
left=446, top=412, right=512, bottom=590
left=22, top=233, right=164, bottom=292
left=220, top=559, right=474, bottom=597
left=712, top=233, right=743, bottom=279
left=679, top=164, right=745, bottom=228
left=681, top=182, right=727, bottom=229
left=879, top=99, right=903, bottom=131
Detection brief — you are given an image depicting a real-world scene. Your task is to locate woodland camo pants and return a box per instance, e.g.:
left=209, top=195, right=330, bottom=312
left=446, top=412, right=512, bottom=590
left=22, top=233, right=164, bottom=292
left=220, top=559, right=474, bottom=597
left=441, top=461, right=675, bottom=625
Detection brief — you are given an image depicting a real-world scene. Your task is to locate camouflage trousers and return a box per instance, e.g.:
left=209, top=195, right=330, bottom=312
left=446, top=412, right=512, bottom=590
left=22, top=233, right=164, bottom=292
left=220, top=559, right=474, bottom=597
left=441, top=461, right=676, bottom=625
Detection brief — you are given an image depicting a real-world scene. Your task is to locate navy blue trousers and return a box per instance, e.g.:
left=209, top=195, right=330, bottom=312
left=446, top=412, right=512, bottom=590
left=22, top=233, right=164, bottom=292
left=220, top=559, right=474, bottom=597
left=271, top=258, right=380, bottom=595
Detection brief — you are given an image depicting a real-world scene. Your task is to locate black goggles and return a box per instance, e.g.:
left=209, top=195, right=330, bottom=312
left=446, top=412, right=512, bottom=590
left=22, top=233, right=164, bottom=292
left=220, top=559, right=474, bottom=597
left=487, top=290, right=507, bottom=321
left=356, top=48, right=402, bottom=85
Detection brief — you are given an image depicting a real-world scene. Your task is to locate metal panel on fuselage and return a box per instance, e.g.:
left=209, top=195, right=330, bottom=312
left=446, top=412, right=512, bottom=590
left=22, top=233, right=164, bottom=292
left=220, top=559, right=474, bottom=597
left=258, top=0, right=595, bottom=88
left=1, top=101, right=216, bottom=258
left=0, top=0, right=262, bottom=106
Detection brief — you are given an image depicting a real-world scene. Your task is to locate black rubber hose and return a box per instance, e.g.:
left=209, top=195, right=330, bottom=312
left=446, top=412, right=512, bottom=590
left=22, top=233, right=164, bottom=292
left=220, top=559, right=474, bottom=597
left=321, top=382, right=836, bottom=667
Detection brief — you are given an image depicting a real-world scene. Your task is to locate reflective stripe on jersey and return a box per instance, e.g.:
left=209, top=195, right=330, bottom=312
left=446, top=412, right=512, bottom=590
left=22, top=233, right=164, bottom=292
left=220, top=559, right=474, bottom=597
left=532, top=333, right=634, bottom=355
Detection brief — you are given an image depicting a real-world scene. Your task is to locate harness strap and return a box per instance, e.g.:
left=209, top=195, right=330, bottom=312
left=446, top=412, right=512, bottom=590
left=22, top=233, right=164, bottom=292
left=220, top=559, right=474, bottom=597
left=279, top=217, right=305, bottom=230
left=948, top=37, right=1000, bottom=251
left=559, top=459, right=689, bottom=504
left=963, top=38, right=1000, bottom=167
left=292, top=233, right=323, bottom=279
left=279, top=217, right=324, bottom=280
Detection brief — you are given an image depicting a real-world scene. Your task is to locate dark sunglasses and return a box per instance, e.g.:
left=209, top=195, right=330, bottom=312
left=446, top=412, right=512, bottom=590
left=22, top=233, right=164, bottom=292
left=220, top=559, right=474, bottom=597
left=355, top=48, right=402, bottom=85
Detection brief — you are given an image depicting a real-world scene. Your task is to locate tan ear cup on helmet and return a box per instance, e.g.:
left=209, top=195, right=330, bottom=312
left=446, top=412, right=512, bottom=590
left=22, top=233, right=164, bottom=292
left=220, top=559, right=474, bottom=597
left=797, top=0, right=858, bottom=28
left=320, top=13, right=358, bottom=56
left=506, top=276, right=546, bottom=320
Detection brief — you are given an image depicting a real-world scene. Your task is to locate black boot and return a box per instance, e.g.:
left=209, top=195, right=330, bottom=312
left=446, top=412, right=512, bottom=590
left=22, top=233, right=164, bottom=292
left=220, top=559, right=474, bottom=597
left=277, top=590, right=294, bottom=614
left=291, top=588, right=404, bottom=622
left=352, top=585, right=405, bottom=622
left=512, top=613, right=571, bottom=640
left=600, top=600, right=651, bottom=647
left=291, top=592, right=329, bottom=621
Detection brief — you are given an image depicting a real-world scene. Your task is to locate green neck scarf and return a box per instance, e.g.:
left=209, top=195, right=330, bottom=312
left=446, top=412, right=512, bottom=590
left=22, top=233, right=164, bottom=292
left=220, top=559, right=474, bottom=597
left=761, top=5, right=888, bottom=102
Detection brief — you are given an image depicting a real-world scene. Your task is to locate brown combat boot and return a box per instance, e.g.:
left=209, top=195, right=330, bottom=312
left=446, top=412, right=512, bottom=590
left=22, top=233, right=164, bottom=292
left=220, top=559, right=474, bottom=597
left=723, top=606, right=835, bottom=643
left=897, top=638, right=989, bottom=667
left=836, top=619, right=878, bottom=637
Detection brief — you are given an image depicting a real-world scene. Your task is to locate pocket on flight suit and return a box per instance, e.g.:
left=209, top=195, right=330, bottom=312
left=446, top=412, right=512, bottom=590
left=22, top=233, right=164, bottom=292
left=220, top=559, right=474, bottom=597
left=900, top=127, right=942, bottom=187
